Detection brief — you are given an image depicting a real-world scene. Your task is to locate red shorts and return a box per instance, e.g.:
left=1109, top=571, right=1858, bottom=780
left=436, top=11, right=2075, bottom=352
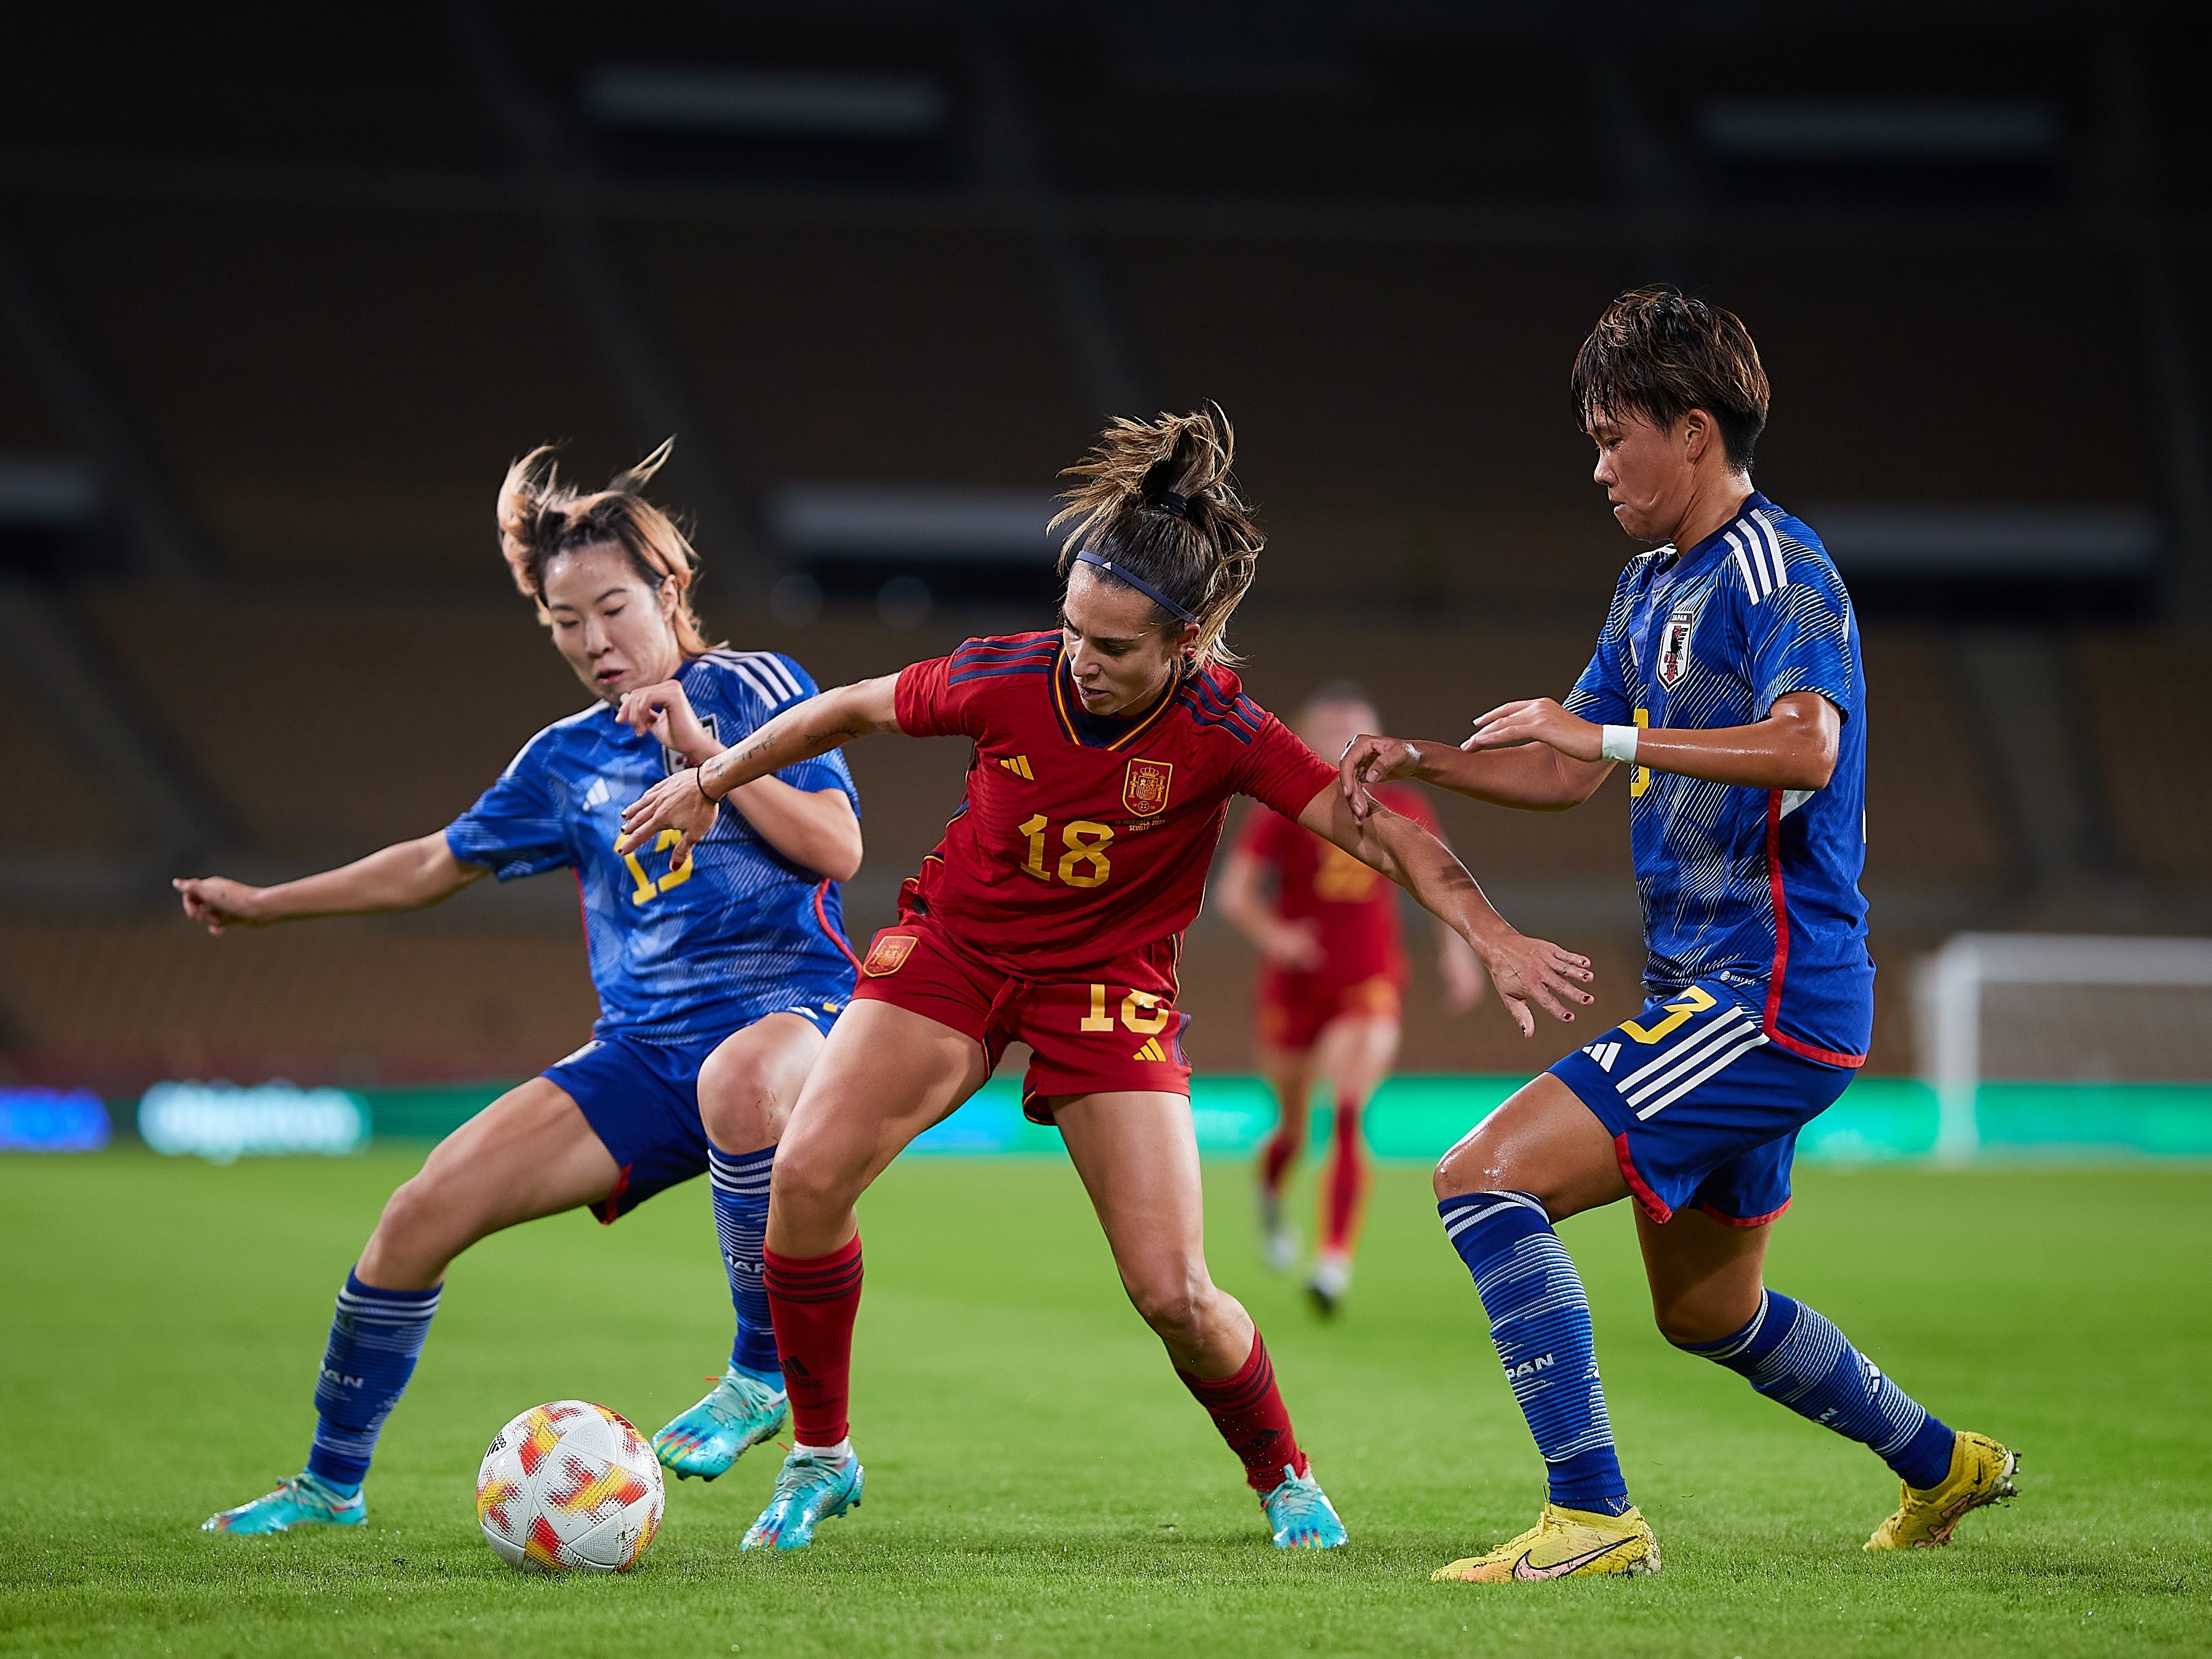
left=851, top=923, right=1191, bottom=1123
left=1256, top=967, right=1403, bottom=1054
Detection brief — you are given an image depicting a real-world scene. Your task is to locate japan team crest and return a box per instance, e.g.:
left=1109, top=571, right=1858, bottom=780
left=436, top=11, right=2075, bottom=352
left=1656, top=601, right=1701, bottom=690
left=1122, top=758, right=1174, bottom=817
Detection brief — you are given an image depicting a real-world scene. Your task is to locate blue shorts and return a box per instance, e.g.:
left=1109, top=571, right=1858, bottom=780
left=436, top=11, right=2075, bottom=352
left=1550, top=978, right=1856, bottom=1228
left=543, top=992, right=845, bottom=1224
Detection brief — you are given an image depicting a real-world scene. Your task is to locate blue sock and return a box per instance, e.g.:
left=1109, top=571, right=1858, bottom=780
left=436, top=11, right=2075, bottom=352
left=1676, top=1289, right=1955, bottom=1490
left=304, top=1270, right=440, bottom=1490
left=1439, top=1192, right=1629, bottom=1515
left=709, top=1145, right=783, bottom=1385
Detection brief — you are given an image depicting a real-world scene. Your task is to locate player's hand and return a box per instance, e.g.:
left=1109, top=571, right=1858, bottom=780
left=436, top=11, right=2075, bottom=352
left=1464, top=698, right=1602, bottom=763
left=616, top=680, right=723, bottom=766
left=1473, top=929, right=1595, bottom=1037
left=1338, top=732, right=1419, bottom=820
left=1260, top=918, right=1324, bottom=971
left=617, top=768, right=718, bottom=864
left=173, top=876, right=269, bottom=935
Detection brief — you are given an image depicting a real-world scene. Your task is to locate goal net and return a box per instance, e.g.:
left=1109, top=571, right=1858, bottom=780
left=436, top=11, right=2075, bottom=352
left=1912, top=933, right=2212, bottom=1161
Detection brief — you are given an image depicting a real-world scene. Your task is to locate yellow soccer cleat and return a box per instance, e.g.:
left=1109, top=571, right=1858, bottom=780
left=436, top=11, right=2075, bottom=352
left=1431, top=1502, right=1660, bottom=1583
left=1865, top=1430, right=2018, bottom=1551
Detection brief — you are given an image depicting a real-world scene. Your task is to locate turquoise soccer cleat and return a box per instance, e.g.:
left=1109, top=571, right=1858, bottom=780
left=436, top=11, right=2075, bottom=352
left=202, top=1472, right=366, bottom=1536
left=740, top=1448, right=864, bottom=1551
left=652, top=1364, right=789, bottom=1480
left=1261, top=1464, right=1348, bottom=1550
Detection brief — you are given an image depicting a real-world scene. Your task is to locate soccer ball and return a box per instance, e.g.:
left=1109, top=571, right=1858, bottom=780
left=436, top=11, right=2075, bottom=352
left=476, top=1400, right=664, bottom=1572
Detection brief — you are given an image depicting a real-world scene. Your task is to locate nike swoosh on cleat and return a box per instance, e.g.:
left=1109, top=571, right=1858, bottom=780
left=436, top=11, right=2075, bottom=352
left=1511, top=1538, right=1633, bottom=1581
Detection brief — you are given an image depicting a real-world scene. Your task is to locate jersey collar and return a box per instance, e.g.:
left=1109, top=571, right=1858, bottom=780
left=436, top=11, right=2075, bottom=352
left=1655, top=490, right=1773, bottom=580
left=1049, top=645, right=1181, bottom=750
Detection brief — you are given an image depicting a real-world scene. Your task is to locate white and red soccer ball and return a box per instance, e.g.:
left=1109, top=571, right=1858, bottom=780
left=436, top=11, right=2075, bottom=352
left=476, top=1400, right=664, bottom=1572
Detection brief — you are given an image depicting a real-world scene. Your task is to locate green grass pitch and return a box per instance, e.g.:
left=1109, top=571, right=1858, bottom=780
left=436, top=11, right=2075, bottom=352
left=2, top=1148, right=2207, bottom=1657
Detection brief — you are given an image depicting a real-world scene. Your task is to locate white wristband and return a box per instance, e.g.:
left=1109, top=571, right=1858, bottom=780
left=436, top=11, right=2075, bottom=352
left=1599, top=724, right=1640, bottom=764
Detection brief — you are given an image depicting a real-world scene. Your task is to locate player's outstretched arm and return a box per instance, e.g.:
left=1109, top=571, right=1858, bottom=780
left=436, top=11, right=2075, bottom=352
left=1338, top=732, right=1610, bottom=819
left=616, top=677, right=862, bottom=882
left=173, top=832, right=486, bottom=935
left=1294, top=784, right=1594, bottom=1037
left=617, top=674, right=902, bottom=863
left=1461, top=692, right=1839, bottom=791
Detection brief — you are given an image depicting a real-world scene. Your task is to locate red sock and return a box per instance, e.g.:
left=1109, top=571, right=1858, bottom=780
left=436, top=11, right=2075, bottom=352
left=1259, top=1123, right=1299, bottom=1198
left=763, top=1235, right=864, bottom=1445
left=1177, top=1330, right=1308, bottom=1493
left=1321, top=1097, right=1368, bottom=1256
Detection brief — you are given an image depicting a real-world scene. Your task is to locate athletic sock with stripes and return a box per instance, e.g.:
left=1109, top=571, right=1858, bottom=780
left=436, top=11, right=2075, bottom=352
left=1439, top=1191, right=1631, bottom=1514
left=1176, top=1329, right=1308, bottom=1493
left=1676, top=1289, right=1956, bottom=1490
left=708, top=1144, right=782, bottom=1384
left=762, top=1235, right=864, bottom=1447
left=304, top=1270, right=440, bottom=1490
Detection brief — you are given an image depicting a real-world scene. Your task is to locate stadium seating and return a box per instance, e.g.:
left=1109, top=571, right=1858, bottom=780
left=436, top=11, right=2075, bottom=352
left=2077, top=632, right=2212, bottom=886
left=0, top=2, right=2198, bottom=1098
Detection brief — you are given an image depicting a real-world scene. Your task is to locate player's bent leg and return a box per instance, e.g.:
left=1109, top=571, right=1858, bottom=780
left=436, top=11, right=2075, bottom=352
left=1305, top=1014, right=1398, bottom=1314
left=744, top=1002, right=988, bottom=1551
left=657, top=1014, right=824, bottom=1481
left=1057, top=1090, right=1347, bottom=1550
left=206, top=1080, right=617, bottom=1536
left=1636, top=1205, right=2016, bottom=1550
left=1429, top=1075, right=1658, bottom=1581
left=1256, top=1050, right=1312, bottom=1271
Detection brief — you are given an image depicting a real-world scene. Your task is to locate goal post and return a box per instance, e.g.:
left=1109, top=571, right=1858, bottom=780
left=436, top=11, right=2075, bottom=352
left=1913, top=933, right=2212, bottom=1163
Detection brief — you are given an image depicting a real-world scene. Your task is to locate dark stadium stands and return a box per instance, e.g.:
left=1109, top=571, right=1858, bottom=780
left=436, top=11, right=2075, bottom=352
left=2077, top=632, right=2212, bottom=887
left=0, top=0, right=2205, bottom=1093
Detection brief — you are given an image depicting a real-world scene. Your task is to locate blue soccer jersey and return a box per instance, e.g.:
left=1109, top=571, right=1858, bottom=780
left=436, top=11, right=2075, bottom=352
left=1563, top=492, right=1874, bottom=1065
left=445, top=650, right=860, bottom=1045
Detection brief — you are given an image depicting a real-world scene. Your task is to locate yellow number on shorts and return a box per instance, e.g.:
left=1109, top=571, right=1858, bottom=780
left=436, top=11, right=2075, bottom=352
left=1079, top=985, right=1172, bottom=1035
left=1120, top=990, right=1170, bottom=1034
left=1619, top=983, right=1715, bottom=1045
left=1629, top=707, right=1651, bottom=799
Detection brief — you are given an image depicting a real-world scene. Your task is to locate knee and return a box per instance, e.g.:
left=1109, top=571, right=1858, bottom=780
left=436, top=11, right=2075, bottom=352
left=1433, top=1136, right=1495, bottom=1202
left=1127, top=1273, right=1212, bottom=1350
left=1652, top=1288, right=1758, bottom=1349
left=374, top=1171, right=442, bottom=1242
left=765, top=1138, right=850, bottom=1222
left=700, top=1062, right=788, bottom=1153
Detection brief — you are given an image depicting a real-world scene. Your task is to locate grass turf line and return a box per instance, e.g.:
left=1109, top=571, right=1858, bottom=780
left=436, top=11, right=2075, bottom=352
left=1, top=1150, right=2206, bottom=1657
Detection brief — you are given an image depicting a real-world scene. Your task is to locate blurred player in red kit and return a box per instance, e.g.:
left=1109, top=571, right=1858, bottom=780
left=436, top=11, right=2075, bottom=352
left=1218, top=683, right=1484, bottom=1313
left=619, top=408, right=1595, bottom=1556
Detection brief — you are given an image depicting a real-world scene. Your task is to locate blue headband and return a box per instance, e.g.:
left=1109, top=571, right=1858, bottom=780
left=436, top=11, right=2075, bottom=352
left=1074, top=549, right=1198, bottom=626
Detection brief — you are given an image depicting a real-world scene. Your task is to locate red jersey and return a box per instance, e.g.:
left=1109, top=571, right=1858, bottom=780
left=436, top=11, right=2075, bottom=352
left=1233, top=781, right=1439, bottom=988
left=892, top=632, right=1336, bottom=989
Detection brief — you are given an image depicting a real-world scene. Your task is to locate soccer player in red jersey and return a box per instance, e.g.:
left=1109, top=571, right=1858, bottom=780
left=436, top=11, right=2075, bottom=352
left=1218, top=683, right=1484, bottom=1314
left=617, top=409, right=1595, bottom=1553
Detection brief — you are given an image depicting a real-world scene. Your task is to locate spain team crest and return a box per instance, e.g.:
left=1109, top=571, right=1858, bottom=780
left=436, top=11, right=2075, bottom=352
left=1122, top=758, right=1173, bottom=817
left=861, top=933, right=917, bottom=977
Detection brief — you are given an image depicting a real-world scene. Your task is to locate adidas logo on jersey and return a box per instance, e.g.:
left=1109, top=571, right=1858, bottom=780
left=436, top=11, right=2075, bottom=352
left=1583, top=1040, right=1622, bottom=1072
left=998, top=754, right=1034, bottom=780
left=1131, top=1037, right=1169, bottom=1062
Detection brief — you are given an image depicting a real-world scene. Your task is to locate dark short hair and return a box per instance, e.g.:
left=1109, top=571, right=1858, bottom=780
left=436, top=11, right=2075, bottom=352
left=1572, top=286, right=1771, bottom=472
